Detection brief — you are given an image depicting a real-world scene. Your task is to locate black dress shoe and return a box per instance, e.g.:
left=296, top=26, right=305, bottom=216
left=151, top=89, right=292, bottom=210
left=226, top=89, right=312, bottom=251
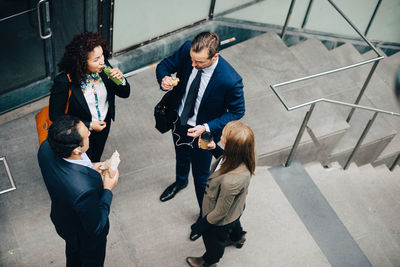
left=186, top=257, right=217, bottom=267
left=225, top=231, right=247, bottom=248
left=189, top=232, right=201, bottom=241
left=160, top=181, right=188, bottom=202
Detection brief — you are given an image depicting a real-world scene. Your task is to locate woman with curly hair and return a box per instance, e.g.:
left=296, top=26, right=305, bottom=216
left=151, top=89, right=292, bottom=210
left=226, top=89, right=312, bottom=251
left=49, top=31, right=130, bottom=162
left=187, top=120, right=256, bottom=267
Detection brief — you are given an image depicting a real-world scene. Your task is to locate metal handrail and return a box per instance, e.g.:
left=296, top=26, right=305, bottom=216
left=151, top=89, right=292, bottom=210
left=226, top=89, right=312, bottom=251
left=269, top=87, right=400, bottom=116
left=272, top=0, right=400, bottom=169
left=276, top=97, right=400, bottom=169
left=279, top=0, right=384, bottom=122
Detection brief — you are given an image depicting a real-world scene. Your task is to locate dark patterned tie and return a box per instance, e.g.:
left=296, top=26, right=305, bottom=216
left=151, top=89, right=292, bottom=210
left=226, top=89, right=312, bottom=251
left=180, top=70, right=203, bottom=125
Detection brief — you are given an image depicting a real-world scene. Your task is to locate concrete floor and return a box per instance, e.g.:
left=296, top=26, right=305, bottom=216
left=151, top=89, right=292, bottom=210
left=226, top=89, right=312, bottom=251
left=0, top=66, right=332, bottom=267
left=1, top=31, right=399, bottom=266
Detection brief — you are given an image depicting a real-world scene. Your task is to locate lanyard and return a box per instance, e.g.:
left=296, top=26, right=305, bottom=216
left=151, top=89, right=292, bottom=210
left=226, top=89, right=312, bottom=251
left=81, top=73, right=103, bottom=120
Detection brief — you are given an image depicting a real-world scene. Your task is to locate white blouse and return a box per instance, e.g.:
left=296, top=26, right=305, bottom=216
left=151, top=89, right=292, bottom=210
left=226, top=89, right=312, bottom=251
left=80, top=73, right=109, bottom=122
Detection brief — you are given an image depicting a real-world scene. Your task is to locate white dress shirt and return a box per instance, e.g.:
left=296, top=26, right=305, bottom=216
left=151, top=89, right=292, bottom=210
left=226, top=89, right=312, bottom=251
left=178, top=57, right=219, bottom=127
left=64, top=152, right=95, bottom=169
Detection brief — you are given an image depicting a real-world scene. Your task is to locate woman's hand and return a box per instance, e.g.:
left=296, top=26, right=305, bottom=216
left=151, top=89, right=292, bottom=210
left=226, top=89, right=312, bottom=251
left=109, top=67, right=124, bottom=80
left=198, top=139, right=216, bottom=150
left=90, top=121, right=107, bottom=132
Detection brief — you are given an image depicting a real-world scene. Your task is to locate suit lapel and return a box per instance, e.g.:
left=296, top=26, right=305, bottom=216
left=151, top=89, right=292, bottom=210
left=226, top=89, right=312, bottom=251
left=179, top=61, right=193, bottom=98
left=209, top=157, right=223, bottom=179
left=71, top=82, right=91, bottom=116
left=198, top=59, right=221, bottom=112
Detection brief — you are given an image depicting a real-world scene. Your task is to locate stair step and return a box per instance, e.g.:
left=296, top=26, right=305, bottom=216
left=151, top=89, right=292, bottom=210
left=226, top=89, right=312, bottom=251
left=368, top=164, right=400, bottom=200
left=270, top=161, right=373, bottom=267
left=305, top=162, right=400, bottom=266
left=364, top=50, right=400, bottom=90
left=289, top=38, right=356, bottom=96
left=221, top=31, right=341, bottom=107
left=330, top=44, right=400, bottom=166
left=220, top=31, right=350, bottom=166
left=327, top=98, right=396, bottom=167
left=221, top=166, right=331, bottom=266
left=286, top=38, right=396, bottom=167
left=348, top=164, right=400, bottom=250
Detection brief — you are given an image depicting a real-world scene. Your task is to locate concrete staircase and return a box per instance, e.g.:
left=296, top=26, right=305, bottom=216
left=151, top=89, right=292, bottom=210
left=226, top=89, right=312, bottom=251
left=218, top=30, right=400, bottom=169
left=304, top=161, right=400, bottom=266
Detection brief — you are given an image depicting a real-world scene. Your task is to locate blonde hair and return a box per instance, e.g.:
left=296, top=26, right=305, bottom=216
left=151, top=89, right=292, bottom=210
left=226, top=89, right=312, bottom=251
left=219, top=121, right=256, bottom=175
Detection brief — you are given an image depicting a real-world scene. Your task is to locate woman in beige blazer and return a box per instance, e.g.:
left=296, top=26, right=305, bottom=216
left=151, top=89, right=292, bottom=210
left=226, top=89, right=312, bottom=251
left=187, top=121, right=256, bottom=267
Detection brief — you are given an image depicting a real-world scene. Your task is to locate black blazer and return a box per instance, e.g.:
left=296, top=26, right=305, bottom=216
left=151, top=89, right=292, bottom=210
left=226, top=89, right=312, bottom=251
left=49, top=67, right=130, bottom=128
left=37, top=140, right=113, bottom=251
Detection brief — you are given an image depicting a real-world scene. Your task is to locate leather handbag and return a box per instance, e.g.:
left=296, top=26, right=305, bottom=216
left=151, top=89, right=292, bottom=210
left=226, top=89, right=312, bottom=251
left=154, top=89, right=176, bottom=134
left=35, top=74, right=72, bottom=145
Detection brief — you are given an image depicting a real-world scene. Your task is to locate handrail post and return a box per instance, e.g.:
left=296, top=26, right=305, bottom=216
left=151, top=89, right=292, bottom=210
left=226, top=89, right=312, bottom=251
left=344, top=112, right=378, bottom=169
left=301, top=0, right=314, bottom=29
left=389, top=153, right=400, bottom=171
left=209, top=0, right=216, bottom=19
left=346, top=60, right=380, bottom=123
left=281, top=0, right=296, bottom=39
left=364, top=0, right=382, bottom=36
left=285, top=103, right=315, bottom=167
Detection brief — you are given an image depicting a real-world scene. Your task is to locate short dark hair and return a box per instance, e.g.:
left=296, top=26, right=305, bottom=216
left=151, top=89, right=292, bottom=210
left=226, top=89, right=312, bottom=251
left=190, top=32, right=220, bottom=59
left=48, top=115, right=82, bottom=158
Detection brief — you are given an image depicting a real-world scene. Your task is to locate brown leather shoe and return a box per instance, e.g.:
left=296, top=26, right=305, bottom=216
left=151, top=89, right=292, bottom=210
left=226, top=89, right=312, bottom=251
left=186, top=257, right=217, bottom=267
left=225, top=231, right=247, bottom=248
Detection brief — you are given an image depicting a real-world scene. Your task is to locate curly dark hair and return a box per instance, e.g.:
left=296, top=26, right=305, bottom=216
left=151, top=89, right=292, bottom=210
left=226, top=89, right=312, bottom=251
left=58, top=32, right=110, bottom=84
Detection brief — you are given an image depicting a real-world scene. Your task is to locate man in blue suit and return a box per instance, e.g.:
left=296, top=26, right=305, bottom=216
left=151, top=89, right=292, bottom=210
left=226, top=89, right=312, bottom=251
left=156, top=32, right=245, bottom=209
left=37, top=115, right=119, bottom=267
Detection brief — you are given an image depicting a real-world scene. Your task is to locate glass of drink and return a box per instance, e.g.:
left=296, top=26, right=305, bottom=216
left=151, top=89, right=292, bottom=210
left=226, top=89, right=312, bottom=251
left=171, top=73, right=179, bottom=87
left=103, top=65, right=123, bottom=85
left=199, top=131, right=213, bottom=149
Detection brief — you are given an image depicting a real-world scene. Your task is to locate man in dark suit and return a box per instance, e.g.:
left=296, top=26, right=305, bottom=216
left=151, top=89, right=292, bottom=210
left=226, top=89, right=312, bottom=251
left=156, top=32, right=245, bottom=208
left=37, top=115, right=119, bottom=267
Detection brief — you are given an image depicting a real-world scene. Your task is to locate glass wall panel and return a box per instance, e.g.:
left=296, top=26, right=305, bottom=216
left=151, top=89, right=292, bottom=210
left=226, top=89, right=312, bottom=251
left=113, top=0, right=210, bottom=52
left=52, top=0, right=85, bottom=69
left=367, top=0, right=400, bottom=43
left=0, top=6, right=46, bottom=94
left=214, top=0, right=310, bottom=29
left=214, top=0, right=253, bottom=15
left=305, top=0, right=376, bottom=37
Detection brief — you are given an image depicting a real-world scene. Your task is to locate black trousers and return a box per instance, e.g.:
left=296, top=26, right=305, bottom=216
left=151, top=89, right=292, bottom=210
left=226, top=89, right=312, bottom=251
left=65, top=236, right=107, bottom=267
left=202, top=219, right=243, bottom=265
left=86, top=114, right=111, bottom=162
left=172, top=119, right=213, bottom=208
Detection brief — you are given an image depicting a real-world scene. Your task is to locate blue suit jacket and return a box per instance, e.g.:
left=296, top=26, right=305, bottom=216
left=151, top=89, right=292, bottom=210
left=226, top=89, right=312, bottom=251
left=156, top=41, right=245, bottom=141
left=37, top=140, right=112, bottom=252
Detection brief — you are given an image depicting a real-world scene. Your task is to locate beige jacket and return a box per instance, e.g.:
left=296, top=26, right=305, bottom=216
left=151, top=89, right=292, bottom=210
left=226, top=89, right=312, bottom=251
left=202, top=159, right=252, bottom=226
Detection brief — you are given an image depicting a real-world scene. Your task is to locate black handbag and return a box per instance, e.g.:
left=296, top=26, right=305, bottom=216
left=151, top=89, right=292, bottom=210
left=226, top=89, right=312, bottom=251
left=154, top=90, right=176, bottom=133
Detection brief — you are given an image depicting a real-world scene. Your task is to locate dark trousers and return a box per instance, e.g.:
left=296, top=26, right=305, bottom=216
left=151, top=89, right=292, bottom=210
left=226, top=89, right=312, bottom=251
left=65, top=236, right=107, bottom=267
left=172, top=120, right=213, bottom=207
left=202, top=219, right=243, bottom=265
left=86, top=115, right=111, bottom=162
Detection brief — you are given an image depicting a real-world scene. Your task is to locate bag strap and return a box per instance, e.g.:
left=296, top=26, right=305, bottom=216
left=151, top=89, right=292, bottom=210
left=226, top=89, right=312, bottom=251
left=65, top=73, right=72, bottom=114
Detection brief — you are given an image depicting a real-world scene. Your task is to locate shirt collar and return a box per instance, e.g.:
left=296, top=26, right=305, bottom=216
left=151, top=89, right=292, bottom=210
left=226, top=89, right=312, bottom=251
left=199, top=56, right=219, bottom=75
